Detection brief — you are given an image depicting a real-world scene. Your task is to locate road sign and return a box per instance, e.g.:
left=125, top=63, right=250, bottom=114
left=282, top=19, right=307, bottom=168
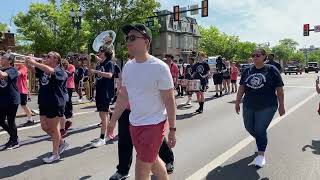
left=314, top=25, right=320, bottom=32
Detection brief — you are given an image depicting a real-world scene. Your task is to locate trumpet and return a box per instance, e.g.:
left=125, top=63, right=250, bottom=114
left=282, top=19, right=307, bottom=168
left=10, top=52, right=43, bottom=62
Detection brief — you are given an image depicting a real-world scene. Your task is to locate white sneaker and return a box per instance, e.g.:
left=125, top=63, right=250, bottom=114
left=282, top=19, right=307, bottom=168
left=43, top=154, right=60, bottom=164
left=91, top=138, right=106, bottom=148
left=186, top=101, right=191, bottom=105
left=254, top=155, right=266, bottom=168
left=58, top=141, right=69, bottom=155
left=78, top=98, right=83, bottom=103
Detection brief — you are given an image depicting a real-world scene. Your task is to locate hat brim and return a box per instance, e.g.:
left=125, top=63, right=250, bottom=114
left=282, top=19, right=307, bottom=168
left=122, top=25, right=151, bottom=41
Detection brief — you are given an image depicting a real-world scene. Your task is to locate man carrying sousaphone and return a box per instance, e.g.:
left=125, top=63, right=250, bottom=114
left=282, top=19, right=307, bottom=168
left=89, top=46, right=115, bottom=147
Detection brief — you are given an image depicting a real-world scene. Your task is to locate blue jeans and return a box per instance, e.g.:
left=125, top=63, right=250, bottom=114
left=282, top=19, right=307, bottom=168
left=243, top=106, right=277, bottom=152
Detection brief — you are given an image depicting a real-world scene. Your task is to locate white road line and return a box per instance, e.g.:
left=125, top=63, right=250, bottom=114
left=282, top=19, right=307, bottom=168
left=284, top=85, right=314, bottom=89
left=186, top=92, right=317, bottom=180
left=0, top=110, right=96, bottom=136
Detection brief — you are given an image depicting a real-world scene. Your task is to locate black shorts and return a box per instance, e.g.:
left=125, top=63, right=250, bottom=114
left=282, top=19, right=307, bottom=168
left=223, top=76, right=231, bottom=80
left=39, top=105, right=65, bottom=119
left=213, top=74, right=223, bottom=85
left=20, top=93, right=28, bottom=106
left=231, top=80, right=237, bottom=83
left=96, top=98, right=111, bottom=112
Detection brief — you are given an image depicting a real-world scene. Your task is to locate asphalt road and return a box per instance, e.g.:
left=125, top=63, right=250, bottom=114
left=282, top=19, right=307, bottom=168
left=0, top=72, right=318, bottom=180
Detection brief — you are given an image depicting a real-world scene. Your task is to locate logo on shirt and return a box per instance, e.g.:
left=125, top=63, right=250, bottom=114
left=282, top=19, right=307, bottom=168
left=196, top=65, right=204, bottom=74
left=187, top=67, right=192, bottom=74
left=40, top=73, right=50, bottom=86
left=96, top=66, right=105, bottom=80
left=245, top=73, right=266, bottom=89
left=0, top=78, right=8, bottom=88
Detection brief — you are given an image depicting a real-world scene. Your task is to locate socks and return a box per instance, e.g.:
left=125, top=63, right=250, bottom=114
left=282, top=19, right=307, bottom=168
left=200, top=102, right=204, bottom=110
left=100, top=134, right=105, bottom=140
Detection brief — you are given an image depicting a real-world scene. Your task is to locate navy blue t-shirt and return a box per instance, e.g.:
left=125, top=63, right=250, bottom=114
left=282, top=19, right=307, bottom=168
left=114, top=63, right=121, bottom=78
left=36, top=67, right=67, bottom=107
left=0, top=67, right=20, bottom=106
left=74, top=67, right=84, bottom=83
left=192, top=61, right=210, bottom=84
left=185, top=64, right=193, bottom=80
left=95, top=59, right=115, bottom=100
left=240, top=64, right=284, bottom=110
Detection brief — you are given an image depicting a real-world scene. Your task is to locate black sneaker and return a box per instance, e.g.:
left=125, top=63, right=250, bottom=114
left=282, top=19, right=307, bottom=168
left=109, top=172, right=130, bottom=180
left=166, top=162, right=174, bottom=174
left=196, top=108, right=203, bottom=113
left=5, top=140, right=20, bottom=150
left=22, top=120, right=35, bottom=127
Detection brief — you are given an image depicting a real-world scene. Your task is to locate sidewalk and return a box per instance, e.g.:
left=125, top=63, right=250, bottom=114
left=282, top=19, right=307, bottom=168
left=200, top=95, right=320, bottom=180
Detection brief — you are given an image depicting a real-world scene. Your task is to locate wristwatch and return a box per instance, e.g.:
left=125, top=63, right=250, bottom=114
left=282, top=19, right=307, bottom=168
left=169, top=127, right=176, bottom=132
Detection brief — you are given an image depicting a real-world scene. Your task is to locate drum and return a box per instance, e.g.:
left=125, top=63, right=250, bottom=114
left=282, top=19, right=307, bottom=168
left=181, top=79, right=188, bottom=87
left=114, top=78, right=120, bottom=88
left=187, top=80, right=201, bottom=92
left=177, top=79, right=182, bottom=85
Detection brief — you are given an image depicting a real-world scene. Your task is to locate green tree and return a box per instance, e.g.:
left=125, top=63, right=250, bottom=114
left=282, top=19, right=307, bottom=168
left=235, top=41, right=257, bottom=61
left=199, top=26, right=226, bottom=57
left=272, top=39, right=299, bottom=63
left=75, top=0, right=160, bottom=60
left=289, top=51, right=304, bottom=62
left=0, top=23, right=8, bottom=32
left=14, top=0, right=90, bottom=56
left=308, top=50, right=320, bottom=62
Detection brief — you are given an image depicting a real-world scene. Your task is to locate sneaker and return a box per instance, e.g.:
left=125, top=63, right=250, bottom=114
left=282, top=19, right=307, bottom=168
left=196, top=108, right=203, bottom=113
left=65, top=121, right=72, bottom=131
left=109, top=172, right=130, bottom=180
left=166, top=162, right=174, bottom=174
left=43, top=153, right=60, bottom=164
left=254, top=155, right=266, bottom=168
left=4, top=139, right=20, bottom=150
left=22, top=120, right=35, bottom=127
left=58, top=140, right=69, bottom=155
left=31, top=109, right=39, bottom=115
left=91, top=138, right=106, bottom=148
left=78, top=98, right=83, bottom=103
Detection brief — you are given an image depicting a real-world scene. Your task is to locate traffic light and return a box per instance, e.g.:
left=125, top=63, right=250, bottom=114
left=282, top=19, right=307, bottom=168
left=202, top=0, right=208, bottom=17
left=303, top=24, right=310, bottom=36
left=173, top=5, right=180, bottom=21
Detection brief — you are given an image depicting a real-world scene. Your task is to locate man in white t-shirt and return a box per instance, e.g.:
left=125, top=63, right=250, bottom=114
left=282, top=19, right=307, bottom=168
left=107, top=24, right=176, bottom=180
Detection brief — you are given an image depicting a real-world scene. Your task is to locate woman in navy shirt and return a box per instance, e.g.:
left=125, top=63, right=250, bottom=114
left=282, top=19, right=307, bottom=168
left=0, top=53, right=20, bottom=150
left=26, top=51, right=68, bottom=163
left=235, top=48, right=285, bottom=168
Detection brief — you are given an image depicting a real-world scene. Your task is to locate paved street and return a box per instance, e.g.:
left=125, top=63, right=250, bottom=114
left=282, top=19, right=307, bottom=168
left=0, top=73, right=319, bottom=180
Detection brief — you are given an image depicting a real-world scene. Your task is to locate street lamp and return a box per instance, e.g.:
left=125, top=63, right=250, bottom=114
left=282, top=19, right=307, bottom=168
left=70, top=8, right=83, bottom=52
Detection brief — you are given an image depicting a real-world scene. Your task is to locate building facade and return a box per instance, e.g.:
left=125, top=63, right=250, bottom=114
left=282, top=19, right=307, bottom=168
left=151, top=10, right=201, bottom=63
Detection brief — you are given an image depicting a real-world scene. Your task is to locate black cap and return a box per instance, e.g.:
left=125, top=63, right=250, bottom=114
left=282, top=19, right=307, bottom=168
left=122, top=23, right=152, bottom=41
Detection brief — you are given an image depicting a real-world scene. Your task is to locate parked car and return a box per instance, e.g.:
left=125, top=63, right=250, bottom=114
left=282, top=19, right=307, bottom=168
left=284, top=65, right=302, bottom=75
left=305, top=62, right=319, bottom=73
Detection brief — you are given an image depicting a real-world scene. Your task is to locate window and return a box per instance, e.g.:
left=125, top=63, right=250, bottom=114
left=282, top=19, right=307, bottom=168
left=154, top=37, right=160, bottom=49
left=168, top=34, right=172, bottom=48
left=175, top=34, right=180, bottom=48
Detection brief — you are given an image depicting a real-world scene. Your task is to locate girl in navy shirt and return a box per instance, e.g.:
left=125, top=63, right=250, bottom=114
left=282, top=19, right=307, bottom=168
left=235, top=48, right=285, bottom=168
left=26, top=51, right=68, bottom=163
left=0, top=53, right=20, bottom=150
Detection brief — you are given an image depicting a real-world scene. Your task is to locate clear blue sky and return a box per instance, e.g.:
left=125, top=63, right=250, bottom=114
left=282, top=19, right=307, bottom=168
left=1, top=0, right=319, bottom=48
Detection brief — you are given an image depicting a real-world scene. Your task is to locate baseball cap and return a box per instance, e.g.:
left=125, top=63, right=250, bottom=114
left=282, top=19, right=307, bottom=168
left=122, top=23, right=152, bottom=41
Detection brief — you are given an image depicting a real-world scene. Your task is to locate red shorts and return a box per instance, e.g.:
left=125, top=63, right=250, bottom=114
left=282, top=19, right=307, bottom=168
left=130, top=120, right=168, bottom=163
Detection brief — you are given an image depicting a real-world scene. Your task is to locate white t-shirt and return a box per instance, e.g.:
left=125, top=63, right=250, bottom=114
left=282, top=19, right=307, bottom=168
left=122, top=55, right=174, bottom=126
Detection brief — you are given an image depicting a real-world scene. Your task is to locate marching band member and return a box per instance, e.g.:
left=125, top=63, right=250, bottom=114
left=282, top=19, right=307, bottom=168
left=192, top=52, right=210, bottom=113
left=0, top=53, right=20, bottom=150
left=89, top=46, right=115, bottom=147
left=184, top=57, right=195, bottom=105
left=26, top=52, right=69, bottom=163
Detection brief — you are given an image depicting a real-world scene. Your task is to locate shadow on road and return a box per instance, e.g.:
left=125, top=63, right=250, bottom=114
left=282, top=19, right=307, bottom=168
left=302, top=140, right=320, bottom=155
left=205, top=154, right=269, bottom=180
left=0, top=144, right=94, bottom=179
left=176, top=112, right=197, bottom=121
left=0, top=124, right=101, bottom=149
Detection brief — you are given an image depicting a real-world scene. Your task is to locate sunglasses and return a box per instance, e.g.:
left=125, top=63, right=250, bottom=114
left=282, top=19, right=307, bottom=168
left=252, top=53, right=262, bottom=58
left=125, top=35, right=145, bottom=42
